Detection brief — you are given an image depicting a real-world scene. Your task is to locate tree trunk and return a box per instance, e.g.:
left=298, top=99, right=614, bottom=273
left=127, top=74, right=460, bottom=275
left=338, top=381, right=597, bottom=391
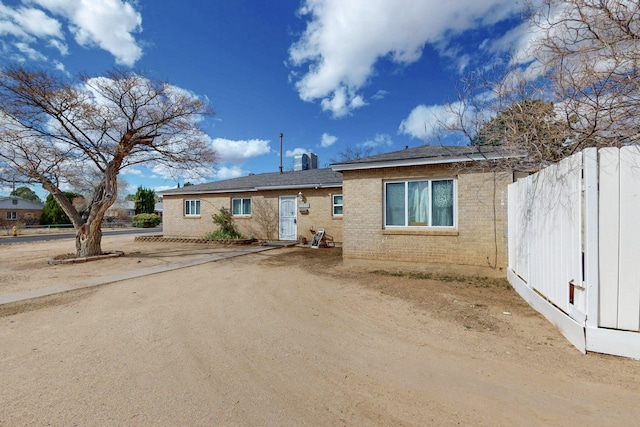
left=75, top=220, right=103, bottom=257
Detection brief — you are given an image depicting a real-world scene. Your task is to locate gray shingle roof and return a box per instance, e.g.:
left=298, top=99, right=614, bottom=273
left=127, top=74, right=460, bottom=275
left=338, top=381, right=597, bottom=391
left=331, top=144, right=515, bottom=171
left=160, top=168, right=342, bottom=196
left=0, top=196, right=44, bottom=210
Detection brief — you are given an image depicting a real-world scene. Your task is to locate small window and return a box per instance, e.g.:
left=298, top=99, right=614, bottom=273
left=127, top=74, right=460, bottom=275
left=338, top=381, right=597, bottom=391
left=12, top=199, right=18, bottom=205
left=232, top=198, right=251, bottom=216
left=332, top=194, right=343, bottom=216
left=184, top=200, right=201, bottom=216
left=384, top=179, right=455, bottom=227
left=6, top=211, right=17, bottom=220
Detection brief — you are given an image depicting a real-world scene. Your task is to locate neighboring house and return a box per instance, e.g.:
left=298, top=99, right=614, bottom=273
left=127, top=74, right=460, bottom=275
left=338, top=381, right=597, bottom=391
left=0, top=196, right=44, bottom=224
left=331, top=145, right=514, bottom=270
left=154, top=202, right=163, bottom=217
left=106, top=201, right=163, bottom=220
left=160, top=168, right=343, bottom=242
left=105, top=201, right=137, bottom=221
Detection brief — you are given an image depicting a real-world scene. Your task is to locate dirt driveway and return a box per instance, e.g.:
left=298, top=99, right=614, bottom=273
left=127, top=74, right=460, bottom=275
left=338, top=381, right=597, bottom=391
left=1, top=235, right=639, bottom=425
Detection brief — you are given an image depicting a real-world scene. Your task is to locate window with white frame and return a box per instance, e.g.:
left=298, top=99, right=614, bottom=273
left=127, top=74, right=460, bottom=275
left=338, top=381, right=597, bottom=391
left=332, top=194, right=343, bottom=216
left=384, top=179, right=455, bottom=227
left=184, top=199, right=201, bottom=216
left=6, top=211, right=17, bottom=220
left=232, top=198, right=251, bottom=216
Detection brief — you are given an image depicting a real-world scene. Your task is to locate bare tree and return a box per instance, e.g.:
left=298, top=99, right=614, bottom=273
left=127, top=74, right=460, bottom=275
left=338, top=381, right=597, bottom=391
left=0, top=66, right=216, bottom=256
left=329, top=144, right=374, bottom=163
left=249, top=198, right=278, bottom=240
left=530, top=0, right=640, bottom=149
left=436, top=67, right=566, bottom=171
left=434, top=0, right=639, bottom=169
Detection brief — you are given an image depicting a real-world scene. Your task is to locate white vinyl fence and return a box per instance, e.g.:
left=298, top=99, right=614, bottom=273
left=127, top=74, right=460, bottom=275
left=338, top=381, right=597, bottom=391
left=508, top=147, right=640, bottom=359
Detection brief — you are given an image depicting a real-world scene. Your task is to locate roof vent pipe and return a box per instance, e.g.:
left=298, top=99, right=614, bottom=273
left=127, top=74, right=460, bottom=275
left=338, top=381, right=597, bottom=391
left=279, top=133, right=283, bottom=174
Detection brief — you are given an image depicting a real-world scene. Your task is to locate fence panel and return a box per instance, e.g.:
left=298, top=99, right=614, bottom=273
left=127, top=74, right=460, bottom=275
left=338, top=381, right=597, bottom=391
left=526, top=153, right=583, bottom=314
left=617, top=146, right=640, bottom=331
left=598, top=148, right=620, bottom=328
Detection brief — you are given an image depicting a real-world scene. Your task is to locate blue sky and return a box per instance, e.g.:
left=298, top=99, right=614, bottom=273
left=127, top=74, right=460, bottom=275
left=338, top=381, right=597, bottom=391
left=0, top=0, right=529, bottom=198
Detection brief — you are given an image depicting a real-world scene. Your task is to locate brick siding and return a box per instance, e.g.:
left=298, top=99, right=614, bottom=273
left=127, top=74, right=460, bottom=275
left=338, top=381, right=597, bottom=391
left=341, top=165, right=511, bottom=269
left=162, top=188, right=343, bottom=243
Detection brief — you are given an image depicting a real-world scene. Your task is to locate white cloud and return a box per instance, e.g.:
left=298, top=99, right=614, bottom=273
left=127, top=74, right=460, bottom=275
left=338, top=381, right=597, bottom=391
left=211, top=138, right=271, bottom=164
left=28, top=0, right=143, bottom=66
left=399, top=103, right=466, bottom=140
left=14, top=42, right=47, bottom=61
left=285, top=147, right=309, bottom=157
left=372, top=90, right=388, bottom=100
left=14, top=5, right=62, bottom=38
left=48, top=38, right=68, bottom=55
left=320, top=133, right=337, bottom=148
left=215, top=166, right=244, bottom=180
left=289, top=0, right=522, bottom=117
left=0, top=0, right=143, bottom=66
left=121, top=167, right=143, bottom=176
left=362, top=133, right=393, bottom=148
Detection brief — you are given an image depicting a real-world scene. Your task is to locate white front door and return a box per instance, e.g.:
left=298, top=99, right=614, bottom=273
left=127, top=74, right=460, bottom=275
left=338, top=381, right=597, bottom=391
left=279, top=196, right=297, bottom=240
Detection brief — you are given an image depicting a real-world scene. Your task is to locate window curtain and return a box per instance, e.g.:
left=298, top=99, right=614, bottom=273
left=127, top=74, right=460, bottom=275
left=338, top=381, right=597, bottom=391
left=385, top=183, right=405, bottom=226
left=432, top=180, right=453, bottom=226
left=232, top=199, right=241, bottom=215
left=408, top=181, right=429, bottom=225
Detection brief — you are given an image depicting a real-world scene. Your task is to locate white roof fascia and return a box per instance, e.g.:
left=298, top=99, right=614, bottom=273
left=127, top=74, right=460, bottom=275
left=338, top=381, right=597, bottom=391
left=254, top=183, right=342, bottom=191
left=161, top=188, right=258, bottom=196
left=332, top=153, right=512, bottom=171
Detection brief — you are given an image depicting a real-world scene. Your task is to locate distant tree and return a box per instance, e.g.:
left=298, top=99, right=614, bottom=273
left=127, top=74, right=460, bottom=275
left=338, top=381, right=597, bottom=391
left=10, top=186, right=41, bottom=203
left=125, top=194, right=136, bottom=202
left=134, top=186, right=156, bottom=214
left=472, top=100, right=573, bottom=163
left=40, top=193, right=81, bottom=225
left=0, top=66, right=216, bottom=256
left=183, top=182, right=194, bottom=187
left=330, top=144, right=374, bottom=163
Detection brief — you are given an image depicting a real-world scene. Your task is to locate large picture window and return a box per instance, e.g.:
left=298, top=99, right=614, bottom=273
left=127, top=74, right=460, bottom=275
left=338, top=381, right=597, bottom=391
left=232, top=198, right=251, bottom=216
left=384, top=179, right=455, bottom=227
left=184, top=199, right=201, bottom=216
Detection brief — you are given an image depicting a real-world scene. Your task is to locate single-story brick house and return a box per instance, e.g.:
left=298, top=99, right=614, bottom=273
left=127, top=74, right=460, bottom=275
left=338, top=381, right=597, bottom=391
left=160, top=168, right=343, bottom=243
left=0, top=196, right=44, bottom=225
left=331, top=145, right=514, bottom=270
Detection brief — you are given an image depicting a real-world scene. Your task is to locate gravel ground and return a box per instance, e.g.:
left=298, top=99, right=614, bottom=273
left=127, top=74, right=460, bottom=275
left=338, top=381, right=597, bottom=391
left=1, top=236, right=639, bottom=426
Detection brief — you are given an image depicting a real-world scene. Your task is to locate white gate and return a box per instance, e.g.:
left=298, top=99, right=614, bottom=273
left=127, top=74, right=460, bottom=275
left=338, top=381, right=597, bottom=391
left=598, top=147, right=640, bottom=332
left=508, top=147, right=640, bottom=358
left=278, top=196, right=297, bottom=241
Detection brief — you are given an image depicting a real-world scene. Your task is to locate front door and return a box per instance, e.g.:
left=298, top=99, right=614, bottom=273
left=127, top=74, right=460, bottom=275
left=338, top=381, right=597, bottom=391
left=279, top=196, right=297, bottom=240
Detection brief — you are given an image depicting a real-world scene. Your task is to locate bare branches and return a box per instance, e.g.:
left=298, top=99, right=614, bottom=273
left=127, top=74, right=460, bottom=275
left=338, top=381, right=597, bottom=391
left=0, top=65, right=217, bottom=256
left=432, top=0, right=639, bottom=172
left=531, top=0, right=640, bottom=147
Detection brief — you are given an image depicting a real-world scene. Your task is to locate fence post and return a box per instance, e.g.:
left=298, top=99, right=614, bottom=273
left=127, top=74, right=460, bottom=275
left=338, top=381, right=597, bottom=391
left=583, top=148, right=599, bottom=329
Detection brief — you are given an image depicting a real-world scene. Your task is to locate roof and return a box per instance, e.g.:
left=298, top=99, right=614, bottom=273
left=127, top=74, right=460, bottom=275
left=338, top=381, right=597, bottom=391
left=107, top=201, right=162, bottom=211
left=331, top=144, right=516, bottom=171
left=0, top=196, right=44, bottom=210
left=160, top=168, right=343, bottom=196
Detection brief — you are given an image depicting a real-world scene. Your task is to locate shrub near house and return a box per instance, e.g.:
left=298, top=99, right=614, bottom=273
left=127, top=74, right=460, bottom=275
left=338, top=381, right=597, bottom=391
left=132, top=213, right=162, bottom=228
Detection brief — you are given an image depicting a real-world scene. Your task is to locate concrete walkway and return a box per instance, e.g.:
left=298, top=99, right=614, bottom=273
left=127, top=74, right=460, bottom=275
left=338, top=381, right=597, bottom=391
left=0, top=245, right=278, bottom=307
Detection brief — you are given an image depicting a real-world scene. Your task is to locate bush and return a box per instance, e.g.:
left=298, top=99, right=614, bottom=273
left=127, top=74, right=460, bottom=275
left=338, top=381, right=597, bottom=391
left=204, top=208, right=242, bottom=240
left=132, top=213, right=162, bottom=228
